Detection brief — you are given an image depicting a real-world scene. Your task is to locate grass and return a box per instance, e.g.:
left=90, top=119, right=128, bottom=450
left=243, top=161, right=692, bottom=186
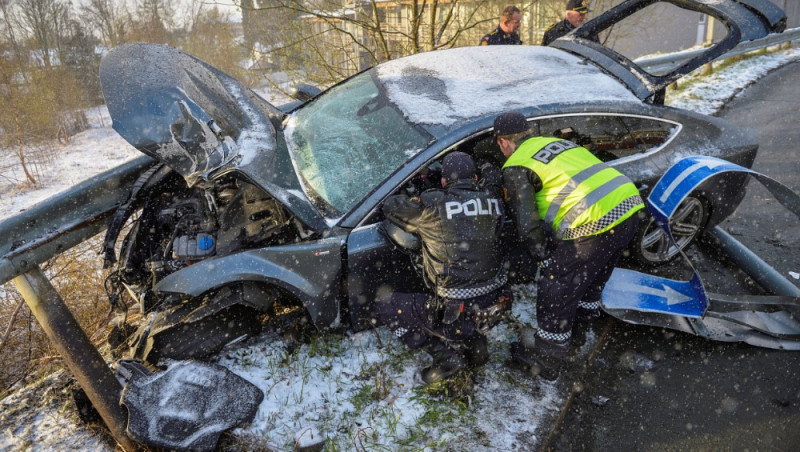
left=0, top=235, right=114, bottom=397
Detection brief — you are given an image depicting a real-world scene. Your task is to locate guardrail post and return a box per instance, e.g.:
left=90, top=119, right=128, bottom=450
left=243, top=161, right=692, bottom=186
left=12, top=266, right=141, bottom=451
left=703, top=226, right=800, bottom=297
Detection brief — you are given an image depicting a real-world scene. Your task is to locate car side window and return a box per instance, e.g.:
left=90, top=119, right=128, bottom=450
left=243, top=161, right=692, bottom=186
left=362, top=132, right=502, bottom=226
left=536, top=115, right=678, bottom=162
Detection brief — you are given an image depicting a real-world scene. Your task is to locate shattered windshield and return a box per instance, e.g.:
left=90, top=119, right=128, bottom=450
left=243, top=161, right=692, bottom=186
left=285, top=71, right=431, bottom=215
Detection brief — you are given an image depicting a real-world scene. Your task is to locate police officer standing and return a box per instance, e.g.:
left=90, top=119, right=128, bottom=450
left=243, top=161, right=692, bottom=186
left=377, top=152, right=509, bottom=384
left=541, top=0, right=591, bottom=46
left=493, top=112, right=644, bottom=380
left=480, top=5, right=523, bottom=46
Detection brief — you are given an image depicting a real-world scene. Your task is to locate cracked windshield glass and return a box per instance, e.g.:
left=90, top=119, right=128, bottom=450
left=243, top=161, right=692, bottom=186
left=287, top=71, right=431, bottom=214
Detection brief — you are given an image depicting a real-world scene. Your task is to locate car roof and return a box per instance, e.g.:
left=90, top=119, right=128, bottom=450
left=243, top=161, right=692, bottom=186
left=372, top=45, right=640, bottom=133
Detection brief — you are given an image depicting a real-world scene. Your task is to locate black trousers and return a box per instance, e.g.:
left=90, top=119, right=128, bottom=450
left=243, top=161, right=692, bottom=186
left=536, top=212, right=642, bottom=342
left=375, top=290, right=500, bottom=349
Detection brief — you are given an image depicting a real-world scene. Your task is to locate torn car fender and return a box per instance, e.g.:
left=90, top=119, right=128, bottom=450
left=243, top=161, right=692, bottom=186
left=154, top=236, right=345, bottom=329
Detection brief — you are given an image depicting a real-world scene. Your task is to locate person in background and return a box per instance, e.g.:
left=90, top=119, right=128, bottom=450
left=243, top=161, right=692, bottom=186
left=541, top=0, right=591, bottom=46
left=377, top=152, right=509, bottom=385
left=493, top=111, right=644, bottom=380
left=480, top=5, right=523, bottom=46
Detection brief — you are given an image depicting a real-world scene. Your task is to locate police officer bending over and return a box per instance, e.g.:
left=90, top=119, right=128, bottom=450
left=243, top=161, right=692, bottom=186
left=377, top=152, right=509, bottom=385
left=493, top=112, right=644, bottom=380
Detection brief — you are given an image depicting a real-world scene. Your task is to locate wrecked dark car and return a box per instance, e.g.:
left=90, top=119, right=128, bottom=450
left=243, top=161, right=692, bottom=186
left=98, top=0, right=786, bottom=364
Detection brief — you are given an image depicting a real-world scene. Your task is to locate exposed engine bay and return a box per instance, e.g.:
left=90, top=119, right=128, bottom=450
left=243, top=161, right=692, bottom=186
left=102, top=164, right=314, bottom=363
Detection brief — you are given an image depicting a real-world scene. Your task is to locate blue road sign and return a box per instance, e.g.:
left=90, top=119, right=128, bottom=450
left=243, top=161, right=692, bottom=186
left=601, top=155, right=800, bottom=346
left=646, top=156, right=750, bottom=228
left=603, top=268, right=707, bottom=317
left=603, top=155, right=755, bottom=318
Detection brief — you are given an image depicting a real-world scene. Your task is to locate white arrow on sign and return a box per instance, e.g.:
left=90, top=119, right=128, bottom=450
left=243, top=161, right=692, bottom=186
left=658, top=157, right=728, bottom=203
left=617, top=282, right=694, bottom=306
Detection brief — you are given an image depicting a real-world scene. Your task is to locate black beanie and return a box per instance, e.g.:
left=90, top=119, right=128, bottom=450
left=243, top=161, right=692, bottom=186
left=493, top=112, right=529, bottom=136
left=442, top=151, right=476, bottom=181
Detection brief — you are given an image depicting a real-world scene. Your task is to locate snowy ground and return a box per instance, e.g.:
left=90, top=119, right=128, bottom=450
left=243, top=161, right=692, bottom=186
left=1, top=44, right=799, bottom=451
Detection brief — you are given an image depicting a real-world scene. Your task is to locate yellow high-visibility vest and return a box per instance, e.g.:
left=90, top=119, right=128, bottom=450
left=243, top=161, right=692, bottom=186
left=503, top=137, right=644, bottom=239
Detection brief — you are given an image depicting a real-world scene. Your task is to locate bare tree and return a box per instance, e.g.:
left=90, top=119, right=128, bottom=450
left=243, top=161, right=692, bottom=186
left=15, top=0, right=71, bottom=68
left=1, top=0, right=24, bottom=65
left=81, top=0, right=128, bottom=48
left=129, top=0, right=175, bottom=44
left=180, top=2, right=242, bottom=78
left=240, top=0, right=505, bottom=88
left=1, top=0, right=38, bottom=184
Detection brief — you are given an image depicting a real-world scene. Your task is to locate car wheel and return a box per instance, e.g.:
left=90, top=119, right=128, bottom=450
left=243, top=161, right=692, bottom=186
left=632, top=195, right=710, bottom=266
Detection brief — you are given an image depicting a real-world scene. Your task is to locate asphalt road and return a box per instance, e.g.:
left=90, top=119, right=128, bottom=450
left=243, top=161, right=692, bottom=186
left=545, top=61, right=800, bottom=450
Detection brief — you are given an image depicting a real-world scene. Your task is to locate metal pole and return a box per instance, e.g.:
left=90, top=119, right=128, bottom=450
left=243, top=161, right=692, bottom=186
left=12, top=267, right=141, bottom=451
left=704, top=226, right=800, bottom=297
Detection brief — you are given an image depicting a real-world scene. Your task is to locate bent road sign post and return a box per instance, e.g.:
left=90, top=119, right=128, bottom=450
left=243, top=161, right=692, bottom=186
left=602, top=155, right=800, bottom=349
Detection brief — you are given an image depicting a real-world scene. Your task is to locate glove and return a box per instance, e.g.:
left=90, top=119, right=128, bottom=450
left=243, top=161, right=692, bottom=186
left=478, top=162, right=501, bottom=186
left=528, top=236, right=551, bottom=262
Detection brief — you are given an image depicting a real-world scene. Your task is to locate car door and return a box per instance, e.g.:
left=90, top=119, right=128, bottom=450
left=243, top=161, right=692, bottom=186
left=549, top=0, right=786, bottom=103
left=345, top=221, right=427, bottom=331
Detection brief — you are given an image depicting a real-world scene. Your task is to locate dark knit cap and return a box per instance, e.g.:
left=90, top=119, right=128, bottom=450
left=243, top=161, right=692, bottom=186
left=493, top=112, right=529, bottom=136
left=442, top=151, right=476, bottom=181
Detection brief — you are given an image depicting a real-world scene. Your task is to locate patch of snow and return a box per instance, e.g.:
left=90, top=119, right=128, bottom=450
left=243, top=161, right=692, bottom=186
left=0, top=113, right=139, bottom=221
left=667, top=47, right=800, bottom=115
left=377, top=46, right=639, bottom=126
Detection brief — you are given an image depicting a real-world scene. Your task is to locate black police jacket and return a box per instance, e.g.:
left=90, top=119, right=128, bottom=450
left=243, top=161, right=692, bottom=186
left=480, top=26, right=522, bottom=46
left=502, top=165, right=550, bottom=261
left=382, top=167, right=505, bottom=297
left=541, top=19, right=574, bottom=46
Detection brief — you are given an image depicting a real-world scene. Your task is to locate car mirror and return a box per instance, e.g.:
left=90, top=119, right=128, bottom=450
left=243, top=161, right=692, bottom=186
left=289, top=84, right=322, bottom=102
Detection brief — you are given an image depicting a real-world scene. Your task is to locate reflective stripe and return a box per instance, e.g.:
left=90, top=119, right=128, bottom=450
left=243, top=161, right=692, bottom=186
left=559, top=175, right=630, bottom=230
left=561, top=195, right=643, bottom=239
left=578, top=300, right=602, bottom=310
left=436, top=269, right=507, bottom=300
left=503, top=137, right=642, bottom=238
left=544, top=164, right=608, bottom=225
left=536, top=329, right=571, bottom=342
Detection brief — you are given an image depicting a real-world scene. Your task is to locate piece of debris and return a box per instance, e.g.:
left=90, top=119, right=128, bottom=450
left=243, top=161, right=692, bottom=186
left=616, top=351, right=655, bottom=372
left=117, top=360, right=263, bottom=451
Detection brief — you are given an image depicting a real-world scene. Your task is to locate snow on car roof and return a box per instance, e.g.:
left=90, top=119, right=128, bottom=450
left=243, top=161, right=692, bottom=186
left=376, top=45, right=639, bottom=127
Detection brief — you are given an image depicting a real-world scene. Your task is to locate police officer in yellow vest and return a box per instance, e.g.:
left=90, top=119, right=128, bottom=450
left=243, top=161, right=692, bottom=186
left=493, top=111, right=645, bottom=380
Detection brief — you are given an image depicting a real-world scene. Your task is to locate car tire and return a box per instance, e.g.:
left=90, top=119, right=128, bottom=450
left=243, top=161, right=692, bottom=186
left=631, top=195, right=711, bottom=266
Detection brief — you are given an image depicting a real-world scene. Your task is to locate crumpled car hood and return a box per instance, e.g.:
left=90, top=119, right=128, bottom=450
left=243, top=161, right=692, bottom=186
left=100, top=43, right=326, bottom=232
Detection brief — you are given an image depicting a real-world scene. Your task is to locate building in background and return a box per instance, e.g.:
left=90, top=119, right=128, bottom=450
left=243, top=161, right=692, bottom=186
left=241, top=0, right=800, bottom=84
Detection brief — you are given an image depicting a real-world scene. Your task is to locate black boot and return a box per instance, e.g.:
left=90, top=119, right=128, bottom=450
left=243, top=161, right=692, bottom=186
left=572, top=307, right=604, bottom=348
left=510, top=335, right=568, bottom=381
left=421, top=338, right=467, bottom=385
left=464, top=334, right=489, bottom=367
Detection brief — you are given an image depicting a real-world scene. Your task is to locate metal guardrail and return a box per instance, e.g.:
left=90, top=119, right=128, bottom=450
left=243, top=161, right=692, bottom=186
left=636, top=26, right=800, bottom=74
left=0, top=156, right=153, bottom=286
